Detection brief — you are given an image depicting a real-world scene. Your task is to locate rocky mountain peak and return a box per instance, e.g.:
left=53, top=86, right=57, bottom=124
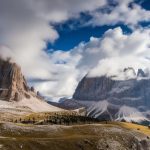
left=137, top=68, right=146, bottom=77
left=0, top=59, right=29, bottom=101
left=72, top=68, right=150, bottom=122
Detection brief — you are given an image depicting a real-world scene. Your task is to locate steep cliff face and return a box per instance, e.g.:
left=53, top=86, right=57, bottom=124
left=0, top=59, right=29, bottom=101
left=73, top=76, right=116, bottom=101
left=72, top=68, right=150, bottom=122
left=73, top=70, right=150, bottom=108
left=74, top=76, right=150, bottom=107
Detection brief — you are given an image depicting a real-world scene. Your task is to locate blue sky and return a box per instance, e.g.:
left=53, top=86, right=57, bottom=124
left=139, top=0, right=150, bottom=10
left=47, top=24, right=132, bottom=51
left=47, top=0, right=149, bottom=51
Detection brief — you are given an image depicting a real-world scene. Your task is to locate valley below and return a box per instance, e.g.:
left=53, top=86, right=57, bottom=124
left=0, top=121, right=150, bottom=150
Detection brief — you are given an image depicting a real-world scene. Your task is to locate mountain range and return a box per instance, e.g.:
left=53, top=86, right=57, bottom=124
left=1, top=58, right=150, bottom=124
left=57, top=67, right=150, bottom=124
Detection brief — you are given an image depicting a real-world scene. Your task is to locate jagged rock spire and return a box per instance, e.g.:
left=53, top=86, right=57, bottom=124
left=0, top=59, right=29, bottom=101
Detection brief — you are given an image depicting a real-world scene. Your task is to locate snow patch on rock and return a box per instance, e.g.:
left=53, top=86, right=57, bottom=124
left=87, top=100, right=108, bottom=116
left=116, top=105, right=148, bottom=122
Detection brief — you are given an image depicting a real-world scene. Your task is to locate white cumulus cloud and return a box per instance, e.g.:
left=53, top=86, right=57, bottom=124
left=87, top=0, right=150, bottom=28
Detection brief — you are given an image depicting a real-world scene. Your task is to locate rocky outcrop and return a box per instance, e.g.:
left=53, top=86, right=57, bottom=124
left=0, top=59, right=29, bottom=101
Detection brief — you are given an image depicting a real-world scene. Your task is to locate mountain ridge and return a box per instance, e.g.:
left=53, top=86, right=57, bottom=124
left=70, top=68, right=150, bottom=123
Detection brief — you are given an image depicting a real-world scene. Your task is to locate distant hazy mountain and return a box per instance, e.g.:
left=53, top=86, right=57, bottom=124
left=48, top=98, right=84, bottom=110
